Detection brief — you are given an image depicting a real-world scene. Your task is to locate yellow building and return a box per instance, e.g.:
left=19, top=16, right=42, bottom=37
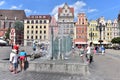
left=106, top=20, right=113, bottom=43
left=24, top=15, right=51, bottom=46
left=88, top=20, right=99, bottom=44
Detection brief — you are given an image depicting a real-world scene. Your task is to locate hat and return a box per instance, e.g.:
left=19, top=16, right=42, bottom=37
left=12, top=49, right=17, bottom=53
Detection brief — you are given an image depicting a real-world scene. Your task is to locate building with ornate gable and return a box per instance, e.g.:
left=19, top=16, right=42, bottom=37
left=58, top=3, right=74, bottom=40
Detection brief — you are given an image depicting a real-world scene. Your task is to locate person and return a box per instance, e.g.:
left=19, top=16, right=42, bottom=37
left=19, top=49, right=27, bottom=71
left=33, top=43, right=36, bottom=51
left=86, top=45, right=91, bottom=64
left=13, top=43, right=19, bottom=54
left=86, top=42, right=94, bottom=64
left=79, top=46, right=85, bottom=62
left=101, top=45, right=105, bottom=55
left=9, top=49, right=19, bottom=74
left=95, top=45, right=99, bottom=54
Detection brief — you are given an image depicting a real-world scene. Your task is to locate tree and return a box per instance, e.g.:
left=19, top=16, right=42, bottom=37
left=5, top=27, right=10, bottom=39
left=14, top=21, right=24, bottom=31
left=14, top=21, right=24, bottom=44
left=111, top=37, right=120, bottom=44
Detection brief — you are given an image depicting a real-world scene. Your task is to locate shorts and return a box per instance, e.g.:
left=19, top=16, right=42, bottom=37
left=20, top=56, right=25, bottom=61
left=13, top=63, right=18, bottom=69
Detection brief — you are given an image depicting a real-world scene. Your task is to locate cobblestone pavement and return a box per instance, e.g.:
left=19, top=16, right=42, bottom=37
left=0, top=71, right=92, bottom=80
left=0, top=48, right=120, bottom=80
left=89, top=50, right=120, bottom=80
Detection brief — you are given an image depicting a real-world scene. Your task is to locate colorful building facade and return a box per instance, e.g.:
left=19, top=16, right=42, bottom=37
left=24, top=15, right=51, bottom=46
left=74, top=13, right=88, bottom=46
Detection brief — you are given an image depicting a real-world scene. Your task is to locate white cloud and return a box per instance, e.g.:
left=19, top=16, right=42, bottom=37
left=88, top=8, right=97, bottom=13
left=70, top=1, right=86, bottom=20
left=50, top=3, right=64, bottom=20
left=50, top=1, right=97, bottom=20
left=25, top=9, right=32, bottom=13
left=0, top=1, right=5, bottom=6
left=10, top=4, right=22, bottom=9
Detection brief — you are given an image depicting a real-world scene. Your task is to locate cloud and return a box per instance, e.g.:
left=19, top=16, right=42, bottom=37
left=70, top=1, right=86, bottom=19
left=50, top=1, right=97, bottom=21
left=0, top=1, right=5, bottom=6
left=88, top=8, right=97, bottom=13
left=10, top=4, right=22, bottom=9
left=50, top=3, right=64, bottom=20
left=25, top=9, right=32, bottom=13
left=25, top=9, right=39, bottom=15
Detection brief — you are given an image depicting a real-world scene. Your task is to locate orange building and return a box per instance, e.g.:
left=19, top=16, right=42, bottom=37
left=74, top=13, right=88, bottom=47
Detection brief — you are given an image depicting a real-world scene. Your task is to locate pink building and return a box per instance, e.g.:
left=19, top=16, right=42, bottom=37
left=74, top=13, right=88, bottom=47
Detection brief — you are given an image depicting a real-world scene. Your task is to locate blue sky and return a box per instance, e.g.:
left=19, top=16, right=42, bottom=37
left=0, top=0, right=120, bottom=21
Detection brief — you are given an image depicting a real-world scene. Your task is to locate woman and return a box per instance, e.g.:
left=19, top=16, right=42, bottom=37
left=19, top=49, right=27, bottom=71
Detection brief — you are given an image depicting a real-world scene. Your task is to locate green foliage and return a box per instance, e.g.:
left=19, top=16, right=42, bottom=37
left=14, top=21, right=24, bottom=31
left=5, top=27, right=10, bottom=39
left=111, top=37, right=120, bottom=44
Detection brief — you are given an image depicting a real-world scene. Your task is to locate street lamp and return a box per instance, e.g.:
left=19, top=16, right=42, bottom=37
left=98, top=23, right=104, bottom=45
left=51, top=25, right=54, bottom=60
left=90, top=32, right=93, bottom=42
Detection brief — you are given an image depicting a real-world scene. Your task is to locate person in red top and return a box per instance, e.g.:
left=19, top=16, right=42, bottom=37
left=13, top=43, right=19, bottom=54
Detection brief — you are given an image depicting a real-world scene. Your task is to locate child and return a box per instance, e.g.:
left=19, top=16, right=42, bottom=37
left=19, top=49, right=27, bottom=71
left=9, top=49, right=18, bottom=74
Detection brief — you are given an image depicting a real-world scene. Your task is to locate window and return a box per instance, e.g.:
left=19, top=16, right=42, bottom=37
left=31, top=36, right=33, bottom=39
left=44, top=26, right=46, bottom=29
left=40, top=26, right=42, bottom=28
left=36, top=36, right=38, bottom=39
left=40, top=30, right=42, bottom=34
left=40, top=20, right=42, bottom=23
left=65, top=10, right=67, bottom=13
left=31, top=20, right=34, bottom=24
left=44, top=31, right=46, bottom=34
left=36, top=31, right=38, bottom=34
left=31, top=30, right=33, bottom=34
left=36, top=20, right=38, bottom=23
left=27, top=20, right=30, bottom=23
left=27, top=30, right=29, bottom=34
left=32, top=26, right=33, bottom=29
left=40, top=36, right=42, bottom=39
left=27, top=26, right=29, bottom=28
left=36, top=26, right=38, bottom=28
left=44, top=20, right=46, bottom=23
left=27, top=36, right=29, bottom=39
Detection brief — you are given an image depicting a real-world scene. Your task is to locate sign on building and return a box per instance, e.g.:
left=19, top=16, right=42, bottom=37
left=10, top=28, right=15, bottom=44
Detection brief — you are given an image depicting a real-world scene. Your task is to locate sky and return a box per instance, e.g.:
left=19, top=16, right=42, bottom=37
left=0, top=0, right=120, bottom=21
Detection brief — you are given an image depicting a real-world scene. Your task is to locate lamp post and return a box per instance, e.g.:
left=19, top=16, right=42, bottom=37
left=98, top=23, right=103, bottom=46
left=51, top=25, right=54, bottom=60
left=118, top=12, right=120, bottom=36
left=90, top=32, right=93, bottom=42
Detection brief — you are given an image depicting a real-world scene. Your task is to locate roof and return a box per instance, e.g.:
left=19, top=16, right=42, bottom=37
left=26, top=15, right=51, bottom=20
left=50, top=16, right=58, bottom=26
left=58, top=3, right=74, bottom=16
left=0, top=9, right=26, bottom=20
